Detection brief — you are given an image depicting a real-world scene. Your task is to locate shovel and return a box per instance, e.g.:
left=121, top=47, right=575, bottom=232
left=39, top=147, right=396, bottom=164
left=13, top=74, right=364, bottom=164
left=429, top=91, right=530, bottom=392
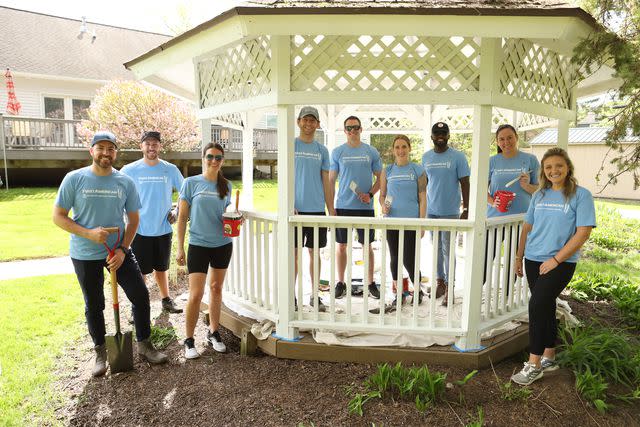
left=103, top=226, right=134, bottom=374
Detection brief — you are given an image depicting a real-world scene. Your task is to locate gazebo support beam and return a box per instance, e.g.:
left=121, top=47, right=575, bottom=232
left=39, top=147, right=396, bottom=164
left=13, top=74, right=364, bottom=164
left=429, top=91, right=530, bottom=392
left=557, top=119, right=569, bottom=151
left=241, top=111, right=255, bottom=208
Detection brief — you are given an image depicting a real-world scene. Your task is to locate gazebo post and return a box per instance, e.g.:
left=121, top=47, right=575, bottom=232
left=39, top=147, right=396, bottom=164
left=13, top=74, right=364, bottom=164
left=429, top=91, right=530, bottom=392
left=557, top=119, right=569, bottom=150
left=272, top=35, right=298, bottom=339
left=241, top=111, right=255, bottom=208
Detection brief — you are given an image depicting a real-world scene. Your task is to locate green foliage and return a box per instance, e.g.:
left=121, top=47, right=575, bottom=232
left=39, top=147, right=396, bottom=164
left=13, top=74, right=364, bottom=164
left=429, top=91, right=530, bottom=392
left=347, top=363, right=447, bottom=416
left=490, top=360, right=532, bottom=401
left=589, top=206, right=640, bottom=252
left=465, top=406, right=485, bottom=427
left=575, top=367, right=611, bottom=414
left=149, top=325, right=178, bottom=350
left=557, top=324, right=640, bottom=387
left=369, top=134, right=425, bottom=166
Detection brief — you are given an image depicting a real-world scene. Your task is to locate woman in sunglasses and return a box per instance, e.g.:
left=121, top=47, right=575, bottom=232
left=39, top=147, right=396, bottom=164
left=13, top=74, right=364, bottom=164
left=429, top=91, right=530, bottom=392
left=176, top=142, right=233, bottom=359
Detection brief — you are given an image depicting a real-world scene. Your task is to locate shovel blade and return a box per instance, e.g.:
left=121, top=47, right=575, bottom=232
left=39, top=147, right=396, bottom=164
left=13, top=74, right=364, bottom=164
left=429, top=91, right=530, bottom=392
left=105, top=331, right=134, bottom=373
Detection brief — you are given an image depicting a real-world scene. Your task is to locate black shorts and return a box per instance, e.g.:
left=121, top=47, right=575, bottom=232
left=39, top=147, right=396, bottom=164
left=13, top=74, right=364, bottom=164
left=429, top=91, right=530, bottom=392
left=335, top=208, right=375, bottom=244
left=294, top=211, right=328, bottom=249
left=187, top=243, right=233, bottom=274
left=131, top=233, right=172, bottom=275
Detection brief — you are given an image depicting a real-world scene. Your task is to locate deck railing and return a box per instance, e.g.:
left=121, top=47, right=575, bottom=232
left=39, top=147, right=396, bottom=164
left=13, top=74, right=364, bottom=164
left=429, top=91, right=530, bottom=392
left=223, top=211, right=528, bottom=345
left=2, top=116, right=82, bottom=149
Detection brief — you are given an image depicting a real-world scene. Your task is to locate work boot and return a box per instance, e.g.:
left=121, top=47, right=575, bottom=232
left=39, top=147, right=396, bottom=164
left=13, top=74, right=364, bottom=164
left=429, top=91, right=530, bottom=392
left=137, top=339, right=169, bottom=364
left=435, top=279, right=447, bottom=299
left=92, top=344, right=107, bottom=377
left=162, top=297, right=183, bottom=314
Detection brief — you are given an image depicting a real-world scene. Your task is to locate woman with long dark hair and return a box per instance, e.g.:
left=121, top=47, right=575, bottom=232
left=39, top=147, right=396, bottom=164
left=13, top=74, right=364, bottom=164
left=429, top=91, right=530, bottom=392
left=176, top=142, right=234, bottom=359
left=511, top=147, right=595, bottom=385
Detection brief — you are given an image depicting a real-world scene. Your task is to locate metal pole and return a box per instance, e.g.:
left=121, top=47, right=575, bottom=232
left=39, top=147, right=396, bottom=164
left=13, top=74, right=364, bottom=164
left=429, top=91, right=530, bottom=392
left=0, top=114, right=8, bottom=190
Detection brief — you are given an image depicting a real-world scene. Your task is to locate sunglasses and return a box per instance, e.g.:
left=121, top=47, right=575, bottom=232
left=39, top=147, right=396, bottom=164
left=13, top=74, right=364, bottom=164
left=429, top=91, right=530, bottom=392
left=345, top=125, right=361, bottom=132
left=205, top=154, right=224, bottom=161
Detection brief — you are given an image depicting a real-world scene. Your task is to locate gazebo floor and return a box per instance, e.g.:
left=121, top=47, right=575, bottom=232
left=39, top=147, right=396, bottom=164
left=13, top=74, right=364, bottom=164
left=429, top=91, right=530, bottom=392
left=214, top=306, right=528, bottom=369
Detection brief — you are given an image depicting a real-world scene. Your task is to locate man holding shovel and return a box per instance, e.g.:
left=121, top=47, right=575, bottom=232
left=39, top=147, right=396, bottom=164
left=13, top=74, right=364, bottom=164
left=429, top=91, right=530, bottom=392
left=121, top=131, right=184, bottom=314
left=53, top=131, right=168, bottom=377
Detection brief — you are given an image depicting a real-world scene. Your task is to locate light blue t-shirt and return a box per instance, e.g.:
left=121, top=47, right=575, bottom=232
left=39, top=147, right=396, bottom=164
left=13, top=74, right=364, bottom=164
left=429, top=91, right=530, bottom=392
left=385, top=162, right=425, bottom=218
left=121, top=159, right=184, bottom=236
left=330, top=143, right=382, bottom=210
left=422, top=147, right=470, bottom=216
left=55, top=166, right=141, bottom=261
left=524, top=186, right=596, bottom=263
left=179, top=175, right=232, bottom=248
left=294, top=138, right=330, bottom=212
left=487, top=152, right=539, bottom=217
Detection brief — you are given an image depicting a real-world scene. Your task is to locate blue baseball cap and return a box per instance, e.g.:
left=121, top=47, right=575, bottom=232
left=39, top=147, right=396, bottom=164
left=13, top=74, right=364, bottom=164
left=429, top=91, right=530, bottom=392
left=91, top=131, right=117, bottom=147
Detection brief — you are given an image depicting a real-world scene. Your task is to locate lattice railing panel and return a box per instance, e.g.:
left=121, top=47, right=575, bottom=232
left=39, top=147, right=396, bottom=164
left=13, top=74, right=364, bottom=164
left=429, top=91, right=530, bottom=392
left=198, top=36, right=272, bottom=108
left=366, top=116, right=417, bottom=130
left=500, top=39, right=575, bottom=109
left=291, top=35, right=480, bottom=92
left=518, top=112, right=556, bottom=130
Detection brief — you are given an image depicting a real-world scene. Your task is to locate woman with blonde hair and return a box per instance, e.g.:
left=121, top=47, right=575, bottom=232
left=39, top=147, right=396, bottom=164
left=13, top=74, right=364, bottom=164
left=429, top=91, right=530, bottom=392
left=511, top=147, right=596, bottom=385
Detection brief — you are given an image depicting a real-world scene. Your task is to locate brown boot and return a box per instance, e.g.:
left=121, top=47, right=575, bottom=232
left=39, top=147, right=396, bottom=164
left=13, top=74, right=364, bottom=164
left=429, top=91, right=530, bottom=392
left=92, top=344, right=107, bottom=377
left=435, top=278, right=447, bottom=299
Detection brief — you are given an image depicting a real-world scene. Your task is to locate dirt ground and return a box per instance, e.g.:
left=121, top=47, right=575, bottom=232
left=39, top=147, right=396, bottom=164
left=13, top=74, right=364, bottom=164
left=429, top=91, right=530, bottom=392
left=54, top=276, right=640, bottom=427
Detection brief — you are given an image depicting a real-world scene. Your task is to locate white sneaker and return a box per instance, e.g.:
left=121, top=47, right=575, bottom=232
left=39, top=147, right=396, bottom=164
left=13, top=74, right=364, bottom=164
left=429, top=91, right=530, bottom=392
left=511, top=362, right=543, bottom=385
left=541, top=357, right=559, bottom=372
left=207, top=330, right=227, bottom=353
left=184, top=338, right=199, bottom=359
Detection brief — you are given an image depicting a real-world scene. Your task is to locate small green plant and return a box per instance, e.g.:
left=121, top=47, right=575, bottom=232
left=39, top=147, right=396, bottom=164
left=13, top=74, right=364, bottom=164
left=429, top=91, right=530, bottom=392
left=575, top=367, right=610, bottom=414
left=347, top=391, right=381, bottom=416
left=149, top=325, right=178, bottom=349
left=465, top=406, right=485, bottom=427
left=490, top=360, right=532, bottom=401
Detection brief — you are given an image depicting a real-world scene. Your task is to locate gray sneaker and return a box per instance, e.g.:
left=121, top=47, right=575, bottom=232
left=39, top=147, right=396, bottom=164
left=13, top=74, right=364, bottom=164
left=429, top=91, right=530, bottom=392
left=541, top=357, right=559, bottom=372
left=511, top=362, right=543, bottom=385
left=137, top=339, right=169, bottom=364
left=92, top=344, right=107, bottom=377
left=310, top=296, right=327, bottom=312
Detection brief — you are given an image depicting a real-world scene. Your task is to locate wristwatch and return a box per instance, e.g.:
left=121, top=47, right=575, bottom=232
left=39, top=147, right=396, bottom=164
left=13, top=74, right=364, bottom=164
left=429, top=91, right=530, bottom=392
left=117, top=245, right=131, bottom=256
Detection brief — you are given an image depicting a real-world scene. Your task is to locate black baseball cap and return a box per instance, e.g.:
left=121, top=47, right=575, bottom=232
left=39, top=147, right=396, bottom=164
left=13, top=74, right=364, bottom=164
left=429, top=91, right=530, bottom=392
left=141, top=131, right=161, bottom=142
left=431, top=122, right=450, bottom=134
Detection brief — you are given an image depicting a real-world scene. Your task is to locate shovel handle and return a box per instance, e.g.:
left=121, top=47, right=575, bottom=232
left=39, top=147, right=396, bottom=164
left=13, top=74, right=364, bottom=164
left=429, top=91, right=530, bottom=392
left=103, top=226, right=120, bottom=234
left=108, top=253, right=121, bottom=334
left=235, top=190, right=240, bottom=212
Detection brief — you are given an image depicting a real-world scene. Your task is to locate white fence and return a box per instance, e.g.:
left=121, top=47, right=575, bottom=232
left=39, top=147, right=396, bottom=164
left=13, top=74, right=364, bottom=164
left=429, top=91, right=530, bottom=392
left=223, top=211, right=528, bottom=344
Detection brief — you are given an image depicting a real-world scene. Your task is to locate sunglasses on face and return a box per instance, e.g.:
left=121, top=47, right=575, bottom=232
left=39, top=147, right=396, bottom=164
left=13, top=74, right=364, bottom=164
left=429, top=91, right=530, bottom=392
left=345, top=125, right=361, bottom=132
left=205, top=154, right=224, bottom=161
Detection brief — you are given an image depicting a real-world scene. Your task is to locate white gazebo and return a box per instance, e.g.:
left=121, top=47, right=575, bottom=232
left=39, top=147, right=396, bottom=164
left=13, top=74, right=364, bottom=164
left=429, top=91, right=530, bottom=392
left=125, top=0, right=610, bottom=359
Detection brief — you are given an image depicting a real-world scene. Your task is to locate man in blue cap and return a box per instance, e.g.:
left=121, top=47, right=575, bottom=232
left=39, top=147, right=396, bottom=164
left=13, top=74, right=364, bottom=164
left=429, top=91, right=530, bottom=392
left=53, top=131, right=168, bottom=377
left=121, top=131, right=184, bottom=314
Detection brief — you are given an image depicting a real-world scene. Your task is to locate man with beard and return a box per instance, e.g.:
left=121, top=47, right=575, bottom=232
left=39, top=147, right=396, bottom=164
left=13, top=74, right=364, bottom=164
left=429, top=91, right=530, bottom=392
left=121, top=131, right=184, bottom=314
left=53, top=131, right=168, bottom=377
left=421, top=122, right=470, bottom=306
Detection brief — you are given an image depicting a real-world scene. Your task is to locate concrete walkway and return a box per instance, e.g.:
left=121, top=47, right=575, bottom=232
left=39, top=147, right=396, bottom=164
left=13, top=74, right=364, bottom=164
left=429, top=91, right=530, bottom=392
left=0, top=256, right=74, bottom=280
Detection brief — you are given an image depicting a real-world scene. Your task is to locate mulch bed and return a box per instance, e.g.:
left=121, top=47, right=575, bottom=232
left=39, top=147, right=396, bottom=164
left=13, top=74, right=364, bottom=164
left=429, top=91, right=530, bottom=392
left=54, top=276, right=640, bottom=426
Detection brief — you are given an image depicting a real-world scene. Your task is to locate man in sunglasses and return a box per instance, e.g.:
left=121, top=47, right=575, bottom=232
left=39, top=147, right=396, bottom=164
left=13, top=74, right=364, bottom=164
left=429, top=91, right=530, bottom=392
left=421, top=122, right=470, bottom=305
left=294, top=106, right=335, bottom=312
left=53, top=131, right=168, bottom=377
left=329, top=116, right=382, bottom=299
left=121, top=131, right=184, bottom=314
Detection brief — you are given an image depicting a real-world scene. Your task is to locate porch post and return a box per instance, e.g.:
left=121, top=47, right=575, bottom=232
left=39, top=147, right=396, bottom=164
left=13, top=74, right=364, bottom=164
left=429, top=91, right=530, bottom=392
left=273, top=35, right=298, bottom=339
left=241, top=111, right=255, bottom=208
left=456, top=37, right=500, bottom=351
left=0, top=114, right=8, bottom=189
left=557, top=119, right=569, bottom=151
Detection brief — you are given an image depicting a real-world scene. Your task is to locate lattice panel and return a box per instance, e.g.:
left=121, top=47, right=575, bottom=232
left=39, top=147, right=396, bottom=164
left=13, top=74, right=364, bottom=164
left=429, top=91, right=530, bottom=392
left=432, top=108, right=514, bottom=132
left=500, top=39, right=575, bottom=109
left=198, top=36, right=272, bottom=108
left=291, top=35, right=480, bottom=92
left=212, top=113, right=244, bottom=128
left=518, top=112, right=555, bottom=130
left=365, top=116, right=417, bottom=130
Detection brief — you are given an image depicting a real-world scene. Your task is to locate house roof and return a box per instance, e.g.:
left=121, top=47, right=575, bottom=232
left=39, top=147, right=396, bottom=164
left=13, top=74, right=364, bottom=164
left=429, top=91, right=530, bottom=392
left=530, top=127, right=640, bottom=145
left=0, top=6, right=171, bottom=81
left=245, top=0, right=576, bottom=9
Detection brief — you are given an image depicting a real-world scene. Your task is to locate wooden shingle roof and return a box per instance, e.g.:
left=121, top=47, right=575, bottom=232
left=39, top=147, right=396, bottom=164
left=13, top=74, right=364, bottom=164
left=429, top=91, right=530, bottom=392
left=0, top=6, right=170, bottom=81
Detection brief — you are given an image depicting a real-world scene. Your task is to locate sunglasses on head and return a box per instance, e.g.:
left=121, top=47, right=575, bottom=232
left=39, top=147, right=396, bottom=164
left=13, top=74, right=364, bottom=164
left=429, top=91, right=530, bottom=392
left=345, top=125, right=361, bottom=132
left=205, top=154, right=224, bottom=161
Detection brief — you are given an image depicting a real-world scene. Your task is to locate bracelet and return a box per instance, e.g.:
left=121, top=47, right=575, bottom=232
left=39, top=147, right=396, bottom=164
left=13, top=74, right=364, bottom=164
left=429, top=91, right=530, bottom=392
left=552, top=255, right=560, bottom=264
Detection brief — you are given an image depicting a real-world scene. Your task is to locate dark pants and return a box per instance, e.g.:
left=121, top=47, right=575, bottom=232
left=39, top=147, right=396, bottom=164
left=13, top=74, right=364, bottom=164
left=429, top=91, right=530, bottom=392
left=386, top=229, right=420, bottom=283
left=72, top=252, right=151, bottom=346
left=524, top=259, right=576, bottom=356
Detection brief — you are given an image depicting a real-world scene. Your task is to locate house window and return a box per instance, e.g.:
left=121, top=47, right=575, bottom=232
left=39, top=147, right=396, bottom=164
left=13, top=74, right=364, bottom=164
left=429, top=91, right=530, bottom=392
left=72, top=99, right=91, bottom=120
left=265, top=114, right=277, bottom=129
left=44, top=97, right=64, bottom=119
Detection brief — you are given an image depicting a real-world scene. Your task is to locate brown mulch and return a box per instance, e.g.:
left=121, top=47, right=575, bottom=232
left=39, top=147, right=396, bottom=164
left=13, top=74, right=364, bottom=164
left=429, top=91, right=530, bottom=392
left=54, top=277, right=640, bottom=427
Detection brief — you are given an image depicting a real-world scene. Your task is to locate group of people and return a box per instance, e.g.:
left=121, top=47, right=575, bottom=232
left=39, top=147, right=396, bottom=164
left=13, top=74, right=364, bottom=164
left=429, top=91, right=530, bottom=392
left=54, top=107, right=595, bottom=388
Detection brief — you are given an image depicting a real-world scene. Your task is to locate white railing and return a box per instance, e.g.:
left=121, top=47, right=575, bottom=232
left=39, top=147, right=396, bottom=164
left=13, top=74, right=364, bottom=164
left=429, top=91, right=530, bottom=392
left=2, top=115, right=82, bottom=149
left=479, top=214, right=528, bottom=333
left=224, top=210, right=279, bottom=322
left=288, top=215, right=473, bottom=336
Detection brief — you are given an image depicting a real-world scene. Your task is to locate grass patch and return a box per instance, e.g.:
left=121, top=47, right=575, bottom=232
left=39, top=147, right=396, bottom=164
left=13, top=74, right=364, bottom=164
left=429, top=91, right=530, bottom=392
left=0, top=274, right=84, bottom=426
left=149, top=325, right=178, bottom=350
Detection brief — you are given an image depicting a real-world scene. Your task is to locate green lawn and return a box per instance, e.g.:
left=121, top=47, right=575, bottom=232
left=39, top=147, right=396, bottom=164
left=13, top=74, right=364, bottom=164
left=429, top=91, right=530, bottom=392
left=0, top=274, right=84, bottom=427
left=596, top=198, right=640, bottom=212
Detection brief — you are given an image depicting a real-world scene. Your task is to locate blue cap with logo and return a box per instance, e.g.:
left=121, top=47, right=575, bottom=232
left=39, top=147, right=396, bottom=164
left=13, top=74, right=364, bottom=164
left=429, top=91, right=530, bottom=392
left=91, top=131, right=117, bottom=147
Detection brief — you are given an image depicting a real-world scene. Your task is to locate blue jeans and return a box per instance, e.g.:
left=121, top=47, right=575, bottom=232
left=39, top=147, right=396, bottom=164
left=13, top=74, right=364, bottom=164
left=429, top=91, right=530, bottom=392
left=428, top=213, right=459, bottom=283
left=72, top=251, right=151, bottom=346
